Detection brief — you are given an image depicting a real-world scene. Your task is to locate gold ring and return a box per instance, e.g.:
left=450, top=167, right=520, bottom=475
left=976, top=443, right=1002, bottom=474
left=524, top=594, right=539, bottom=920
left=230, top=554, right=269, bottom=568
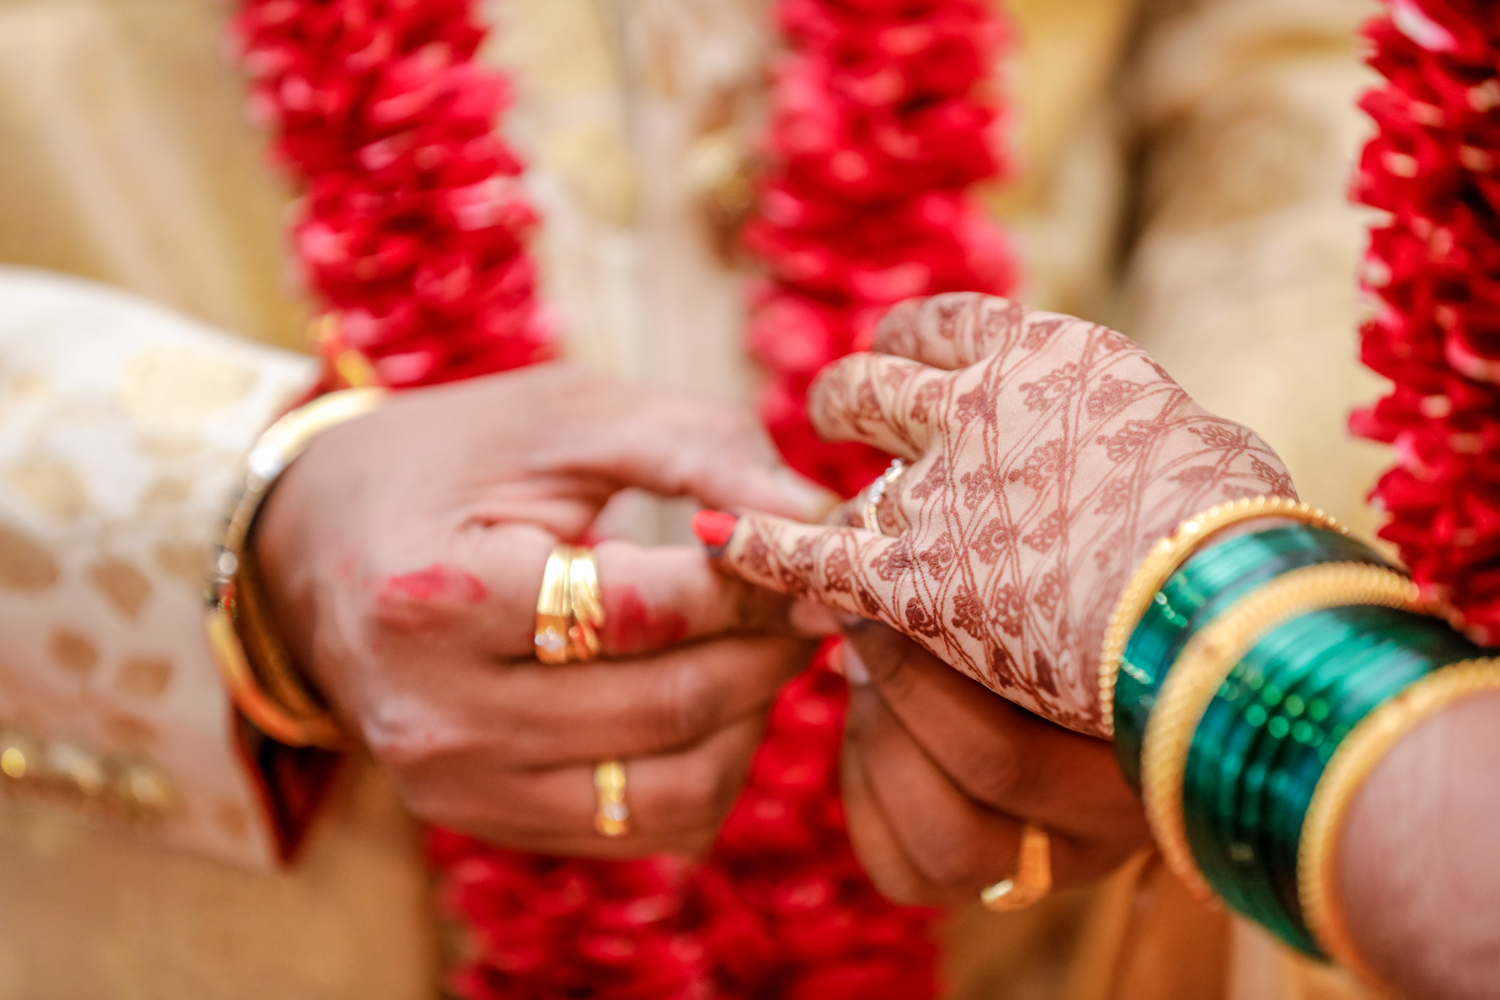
left=535, top=545, right=576, bottom=663
left=568, top=546, right=604, bottom=662
left=534, top=545, right=605, bottom=664
left=594, top=759, right=630, bottom=837
left=863, top=459, right=908, bottom=535
left=980, top=823, right=1052, bottom=911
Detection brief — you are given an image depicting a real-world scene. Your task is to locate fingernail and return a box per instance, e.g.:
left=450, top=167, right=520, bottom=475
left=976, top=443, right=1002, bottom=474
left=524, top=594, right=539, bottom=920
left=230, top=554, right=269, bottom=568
left=691, top=510, right=738, bottom=557
left=773, top=468, right=841, bottom=522
left=841, top=640, right=871, bottom=686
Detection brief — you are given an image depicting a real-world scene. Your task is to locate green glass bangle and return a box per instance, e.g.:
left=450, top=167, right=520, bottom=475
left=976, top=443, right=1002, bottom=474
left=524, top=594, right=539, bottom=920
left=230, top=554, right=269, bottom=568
left=1258, top=615, right=1472, bottom=928
left=1114, top=526, right=1383, bottom=790
left=1180, top=605, right=1481, bottom=954
left=1208, top=611, right=1469, bottom=953
left=1183, top=613, right=1375, bottom=945
left=1187, top=610, right=1412, bottom=950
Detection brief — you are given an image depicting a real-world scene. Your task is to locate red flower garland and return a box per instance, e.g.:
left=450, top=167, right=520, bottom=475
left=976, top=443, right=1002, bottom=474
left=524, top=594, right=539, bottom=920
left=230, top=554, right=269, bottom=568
left=1352, top=0, right=1500, bottom=642
left=748, top=0, right=1016, bottom=495
left=233, top=0, right=1013, bottom=997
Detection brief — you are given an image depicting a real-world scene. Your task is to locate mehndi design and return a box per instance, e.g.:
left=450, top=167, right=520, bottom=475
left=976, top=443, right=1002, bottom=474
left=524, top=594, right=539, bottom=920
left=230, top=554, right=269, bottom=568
left=712, top=294, right=1293, bottom=735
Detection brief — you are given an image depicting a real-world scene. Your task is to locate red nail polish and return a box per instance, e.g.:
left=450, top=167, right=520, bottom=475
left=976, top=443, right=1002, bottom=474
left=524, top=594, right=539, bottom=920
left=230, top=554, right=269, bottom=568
left=692, top=510, right=738, bottom=552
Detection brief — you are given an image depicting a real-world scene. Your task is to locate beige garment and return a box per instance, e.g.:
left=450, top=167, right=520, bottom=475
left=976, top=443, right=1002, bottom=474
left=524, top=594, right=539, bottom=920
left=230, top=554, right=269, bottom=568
left=0, top=267, right=314, bottom=867
left=0, top=1, right=436, bottom=995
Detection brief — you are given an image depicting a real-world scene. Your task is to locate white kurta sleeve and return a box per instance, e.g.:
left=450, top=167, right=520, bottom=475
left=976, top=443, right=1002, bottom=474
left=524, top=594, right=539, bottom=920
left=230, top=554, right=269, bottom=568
left=0, top=266, right=321, bottom=869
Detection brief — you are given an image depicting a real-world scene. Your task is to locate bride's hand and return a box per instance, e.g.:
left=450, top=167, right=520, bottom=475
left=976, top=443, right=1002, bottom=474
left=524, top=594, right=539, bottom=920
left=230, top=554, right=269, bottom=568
left=700, top=293, right=1292, bottom=735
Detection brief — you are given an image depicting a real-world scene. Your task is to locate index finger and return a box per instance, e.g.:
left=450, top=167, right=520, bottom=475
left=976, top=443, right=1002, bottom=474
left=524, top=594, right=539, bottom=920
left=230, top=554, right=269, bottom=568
left=695, top=509, right=914, bottom=636
left=370, top=529, right=806, bottom=660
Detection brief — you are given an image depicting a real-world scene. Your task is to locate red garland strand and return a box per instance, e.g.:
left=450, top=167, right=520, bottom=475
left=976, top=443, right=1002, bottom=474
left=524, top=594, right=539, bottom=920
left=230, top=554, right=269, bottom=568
left=233, top=0, right=1012, bottom=997
left=1352, top=0, right=1500, bottom=643
left=748, top=0, right=1017, bottom=496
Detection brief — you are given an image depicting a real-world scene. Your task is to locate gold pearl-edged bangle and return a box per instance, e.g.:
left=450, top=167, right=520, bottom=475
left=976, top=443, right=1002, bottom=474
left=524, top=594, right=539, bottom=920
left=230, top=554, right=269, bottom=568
left=207, top=387, right=385, bottom=748
left=1139, top=563, right=1424, bottom=901
left=1098, top=496, right=1345, bottom=737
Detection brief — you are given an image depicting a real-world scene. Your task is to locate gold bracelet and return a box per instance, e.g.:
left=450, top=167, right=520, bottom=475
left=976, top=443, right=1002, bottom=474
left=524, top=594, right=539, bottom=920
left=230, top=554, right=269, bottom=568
left=1098, top=496, right=1344, bottom=736
left=206, top=388, right=385, bottom=748
left=1139, top=564, right=1423, bottom=901
left=1298, top=658, right=1500, bottom=991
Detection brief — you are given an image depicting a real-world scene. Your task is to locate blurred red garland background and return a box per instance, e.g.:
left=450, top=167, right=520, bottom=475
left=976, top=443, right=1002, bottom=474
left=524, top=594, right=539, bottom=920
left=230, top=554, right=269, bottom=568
left=1353, top=0, right=1500, bottom=643
left=232, top=0, right=1014, bottom=997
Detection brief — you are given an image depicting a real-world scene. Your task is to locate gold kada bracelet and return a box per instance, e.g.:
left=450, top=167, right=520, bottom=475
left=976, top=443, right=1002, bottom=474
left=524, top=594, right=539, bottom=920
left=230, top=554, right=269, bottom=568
left=1097, top=496, right=1344, bottom=736
left=206, top=388, right=385, bottom=749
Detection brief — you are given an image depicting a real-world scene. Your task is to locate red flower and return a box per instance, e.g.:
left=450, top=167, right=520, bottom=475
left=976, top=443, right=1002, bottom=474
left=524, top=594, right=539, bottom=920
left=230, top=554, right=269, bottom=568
left=1354, top=0, right=1500, bottom=644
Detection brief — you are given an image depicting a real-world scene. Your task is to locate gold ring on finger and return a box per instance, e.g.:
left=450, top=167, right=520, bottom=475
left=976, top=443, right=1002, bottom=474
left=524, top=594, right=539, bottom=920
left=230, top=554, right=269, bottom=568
left=980, top=823, right=1052, bottom=911
left=863, top=459, right=908, bottom=536
left=535, top=544, right=576, bottom=663
left=534, top=545, right=606, bottom=664
left=567, top=546, right=605, bottom=662
left=594, top=759, right=630, bottom=837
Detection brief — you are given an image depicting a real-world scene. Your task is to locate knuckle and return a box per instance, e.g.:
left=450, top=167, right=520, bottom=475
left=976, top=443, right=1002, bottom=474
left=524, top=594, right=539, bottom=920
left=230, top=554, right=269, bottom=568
left=903, top=820, right=989, bottom=890
left=643, top=666, right=718, bottom=749
left=865, top=860, right=933, bottom=907
left=674, top=753, right=743, bottom=827
left=965, top=745, right=1031, bottom=809
left=360, top=699, right=452, bottom=771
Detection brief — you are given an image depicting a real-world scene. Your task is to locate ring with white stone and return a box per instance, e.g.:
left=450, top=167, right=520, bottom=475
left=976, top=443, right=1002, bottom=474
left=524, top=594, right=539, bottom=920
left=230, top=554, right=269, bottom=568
left=863, top=459, right=909, bottom=536
left=534, top=545, right=605, bottom=664
left=594, top=759, right=630, bottom=837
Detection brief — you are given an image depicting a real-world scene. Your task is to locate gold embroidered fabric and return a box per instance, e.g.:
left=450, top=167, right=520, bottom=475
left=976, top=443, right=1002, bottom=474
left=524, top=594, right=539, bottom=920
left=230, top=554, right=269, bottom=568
left=0, top=267, right=316, bottom=865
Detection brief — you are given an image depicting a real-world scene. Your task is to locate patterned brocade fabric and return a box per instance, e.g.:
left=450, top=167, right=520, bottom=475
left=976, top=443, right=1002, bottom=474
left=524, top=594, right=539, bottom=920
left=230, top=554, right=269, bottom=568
left=0, top=266, right=317, bottom=868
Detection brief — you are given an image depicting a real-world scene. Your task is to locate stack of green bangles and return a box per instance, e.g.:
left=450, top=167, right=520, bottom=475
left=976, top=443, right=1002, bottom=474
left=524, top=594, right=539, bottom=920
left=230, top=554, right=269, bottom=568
left=1103, top=506, right=1499, bottom=983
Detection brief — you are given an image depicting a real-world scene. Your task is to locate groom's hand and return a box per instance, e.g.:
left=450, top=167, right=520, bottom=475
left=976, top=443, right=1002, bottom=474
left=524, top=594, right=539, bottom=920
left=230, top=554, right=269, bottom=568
left=253, top=362, right=835, bottom=857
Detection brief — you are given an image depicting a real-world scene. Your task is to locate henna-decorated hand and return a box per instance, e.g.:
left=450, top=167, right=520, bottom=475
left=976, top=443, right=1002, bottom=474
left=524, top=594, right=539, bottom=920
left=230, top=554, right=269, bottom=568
left=701, top=294, right=1293, bottom=735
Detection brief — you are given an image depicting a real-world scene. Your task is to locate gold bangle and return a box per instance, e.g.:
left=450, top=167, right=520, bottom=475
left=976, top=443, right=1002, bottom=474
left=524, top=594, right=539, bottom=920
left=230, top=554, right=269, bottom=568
left=206, top=387, right=385, bottom=748
left=1298, top=659, right=1500, bottom=991
left=1139, top=564, right=1423, bottom=901
left=235, top=546, right=325, bottom=721
left=1098, top=496, right=1345, bottom=736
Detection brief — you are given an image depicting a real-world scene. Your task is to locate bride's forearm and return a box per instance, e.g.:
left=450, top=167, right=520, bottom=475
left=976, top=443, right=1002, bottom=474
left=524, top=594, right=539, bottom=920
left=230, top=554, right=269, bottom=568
left=1338, top=693, right=1500, bottom=1000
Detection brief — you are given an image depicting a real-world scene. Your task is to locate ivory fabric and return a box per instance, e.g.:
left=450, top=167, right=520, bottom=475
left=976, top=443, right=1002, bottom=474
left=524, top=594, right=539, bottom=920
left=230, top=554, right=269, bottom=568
left=0, top=0, right=1390, bottom=997
left=0, top=266, right=315, bottom=868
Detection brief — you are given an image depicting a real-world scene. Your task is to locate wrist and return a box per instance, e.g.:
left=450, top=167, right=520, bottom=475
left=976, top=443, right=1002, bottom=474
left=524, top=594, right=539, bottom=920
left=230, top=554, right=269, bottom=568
left=207, top=388, right=383, bottom=747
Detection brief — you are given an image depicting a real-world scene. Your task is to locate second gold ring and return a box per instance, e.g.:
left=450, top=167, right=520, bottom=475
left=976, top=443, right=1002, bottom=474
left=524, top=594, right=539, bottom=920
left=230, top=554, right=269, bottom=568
left=980, top=823, right=1052, bottom=911
left=594, top=759, right=630, bottom=837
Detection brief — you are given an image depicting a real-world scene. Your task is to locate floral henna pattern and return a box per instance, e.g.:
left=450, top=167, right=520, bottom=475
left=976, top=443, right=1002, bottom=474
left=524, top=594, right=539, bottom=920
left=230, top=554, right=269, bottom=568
left=720, top=294, right=1293, bottom=737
